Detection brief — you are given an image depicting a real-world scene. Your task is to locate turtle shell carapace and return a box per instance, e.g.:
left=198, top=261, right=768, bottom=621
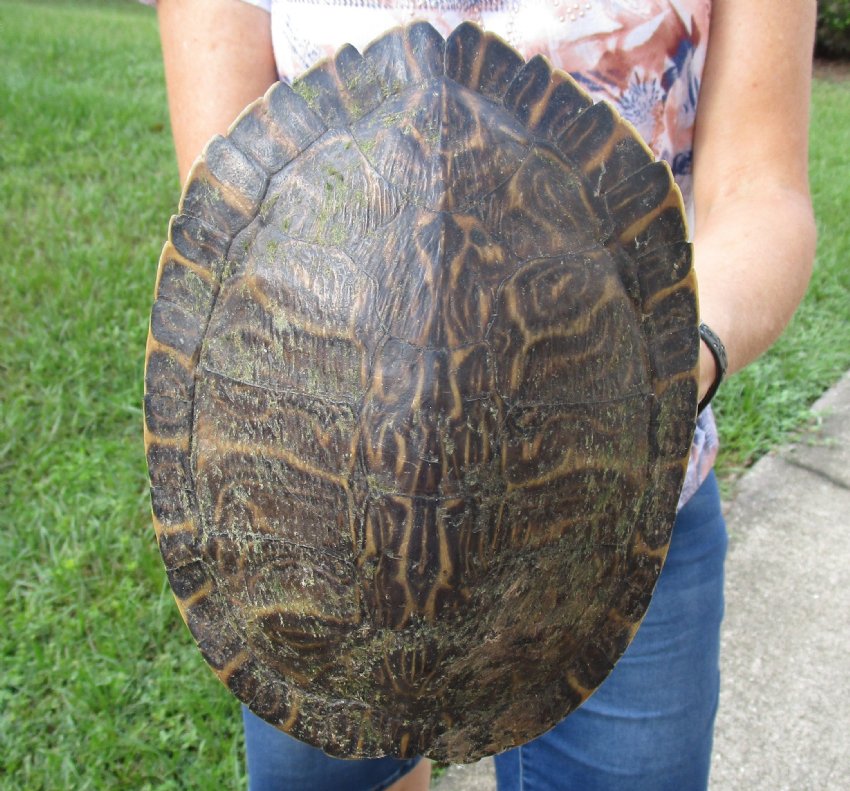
left=143, top=21, right=699, bottom=763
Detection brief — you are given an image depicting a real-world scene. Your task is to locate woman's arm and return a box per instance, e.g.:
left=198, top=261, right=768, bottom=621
left=157, top=0, right=278, bottom=184
left=692, top=0, right=818, bottom=402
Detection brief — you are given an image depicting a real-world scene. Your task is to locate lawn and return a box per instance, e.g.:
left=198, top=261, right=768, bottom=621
left=0, top=2, right=246, bottom=788
left=1, top=2, right=848, bottom=788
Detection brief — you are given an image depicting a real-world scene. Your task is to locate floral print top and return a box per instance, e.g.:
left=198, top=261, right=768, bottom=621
left=142, top=0, right=718, bottom=505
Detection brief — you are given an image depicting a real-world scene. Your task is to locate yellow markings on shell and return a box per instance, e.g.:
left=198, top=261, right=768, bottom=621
left=564, top=672, right=595, bottom=701
left=175, top=579, right=214, bottom=613
left=393, top=499, right=415, bottom=567
left=523, top=74, right=558, bottom=131
left=182, top=157, right=259, bottom=219
left=502, top=449, right=643, bottom=496
left=629, top=533, right=669, bottom=562
left=155, top=240, right=217, bottom=296
left=143, top=427, right=190, bottom=453
left=405, top=355, right=427, bottom=413
left=393, top=432, right=410, bottom=482
left=642, top=269, right=698, bottom=314
left=420, top=505, right=459, bottom=620
left=391, top=501, right=423, bottom=623
left=145, top=335, right=196, bottom=368
left=251, top=598, right=349, bottom=623
left=527, top=68, right=594, bottom=131
left=616, top=176, right=683, bottom=244
left=153, top=519, right=199, bottom=542
left=581, top=118, right=633, bottom=178
left=217, top=649, right=252, bottom=685
left=446, top=355, right=466, bottom=421
left=501, top=271, right=625, bottom=395
left=239, top=275, right=355, bottom=343
left=362, top=520, right=379, bottom=560
left=374, top=497, right=467, bottom=623
left=195, top=438, right=348, bottom=490
left=281, top=699, right=302, bottom=732
left=652, top=371, right=699, bottom=416
left=210, top=485, right=269, bottom=535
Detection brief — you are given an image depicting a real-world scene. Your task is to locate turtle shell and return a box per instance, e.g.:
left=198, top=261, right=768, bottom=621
left=143, top=21, right=698, bottom=762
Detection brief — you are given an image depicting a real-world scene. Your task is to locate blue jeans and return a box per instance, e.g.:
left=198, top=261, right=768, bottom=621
left=244, top=473, right=727, bottom=791
left=243, top=708, right=421, bottom=791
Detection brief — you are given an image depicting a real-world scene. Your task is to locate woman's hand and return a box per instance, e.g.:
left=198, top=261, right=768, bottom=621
left=692, top=0, right=818, bottom=403
left=157, top=0, right=278, bottom=185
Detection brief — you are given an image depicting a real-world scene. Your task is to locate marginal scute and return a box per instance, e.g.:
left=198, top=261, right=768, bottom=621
left=143, top=20, right=699, bottom=764
left=178, top=171, right=247, bottom=239
left=636, top=241, right=692, bottom=303
left=146, top=442, right=192, bottom=491
left=168, top=214, right=229, bottom=273
left=445, top=23, right=523, bottom=101
left=590, top=133, right=655, bottom=197
left=149, top=299, right=205, bottom=359
left=525, top=71, right=592, bottom=141
left=554, top=101, right=617, bottom=174
left=647, top=324, right=700, bottom=379
left=180, top=136, right=268, bottom=237
left=444, top=23, right=483, bottom=84
left=651, top=376, right=699, bottom=457
left=605, top=161, right=680, bottom=242
left=197, top=620, right=246, bottom=671
left=218, top=648, right=262, bottom=702
left=143, top=392, right=192, bottom=440
left=230, top=94, right=305, bottom=174
left=292, top=46, right=384, bottom=129
left=166, top=558, right=209, bottom=601
left=144, top=345, right=194, bottom=400
left=246, top=672, right=297, bottom=726
left=334, top=44, right=386, bottom=119
left=362, top=22, right=446, bottom=94
left=503, top=54, right=554, bottom=125
left=265, top=81, right=328, bottom=151
left=206, top=136, right=268, bottom=202
left=158, top=526, right=202, bottom=572
left=150, top=485, right=196, bottom=531
left=644, top=284, right=698, bottom=335
left=632, top=204, right=689, bottom=252
left=154, top=253, right=216, bottom=317
left=639, top=463, right=690, bottom=549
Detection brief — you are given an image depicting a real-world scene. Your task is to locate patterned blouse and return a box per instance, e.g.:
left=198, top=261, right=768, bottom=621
left=143, top=0, right=719, bottom=505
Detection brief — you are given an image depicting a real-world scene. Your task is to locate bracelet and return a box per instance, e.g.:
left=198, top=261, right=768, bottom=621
left=698, top=322, right=727, bottom=414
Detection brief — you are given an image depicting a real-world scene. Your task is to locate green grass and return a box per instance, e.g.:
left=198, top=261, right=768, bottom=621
left=0, top=1, right=848, bottom=787
left=0, top=2, right=245, bottom=788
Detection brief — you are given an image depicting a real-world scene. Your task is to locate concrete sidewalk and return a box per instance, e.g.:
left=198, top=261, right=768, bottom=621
left=434, top=371, right=850, bottom=790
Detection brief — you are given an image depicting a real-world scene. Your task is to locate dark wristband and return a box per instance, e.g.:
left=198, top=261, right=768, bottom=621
left=698, top=322, right=728, bottom=415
